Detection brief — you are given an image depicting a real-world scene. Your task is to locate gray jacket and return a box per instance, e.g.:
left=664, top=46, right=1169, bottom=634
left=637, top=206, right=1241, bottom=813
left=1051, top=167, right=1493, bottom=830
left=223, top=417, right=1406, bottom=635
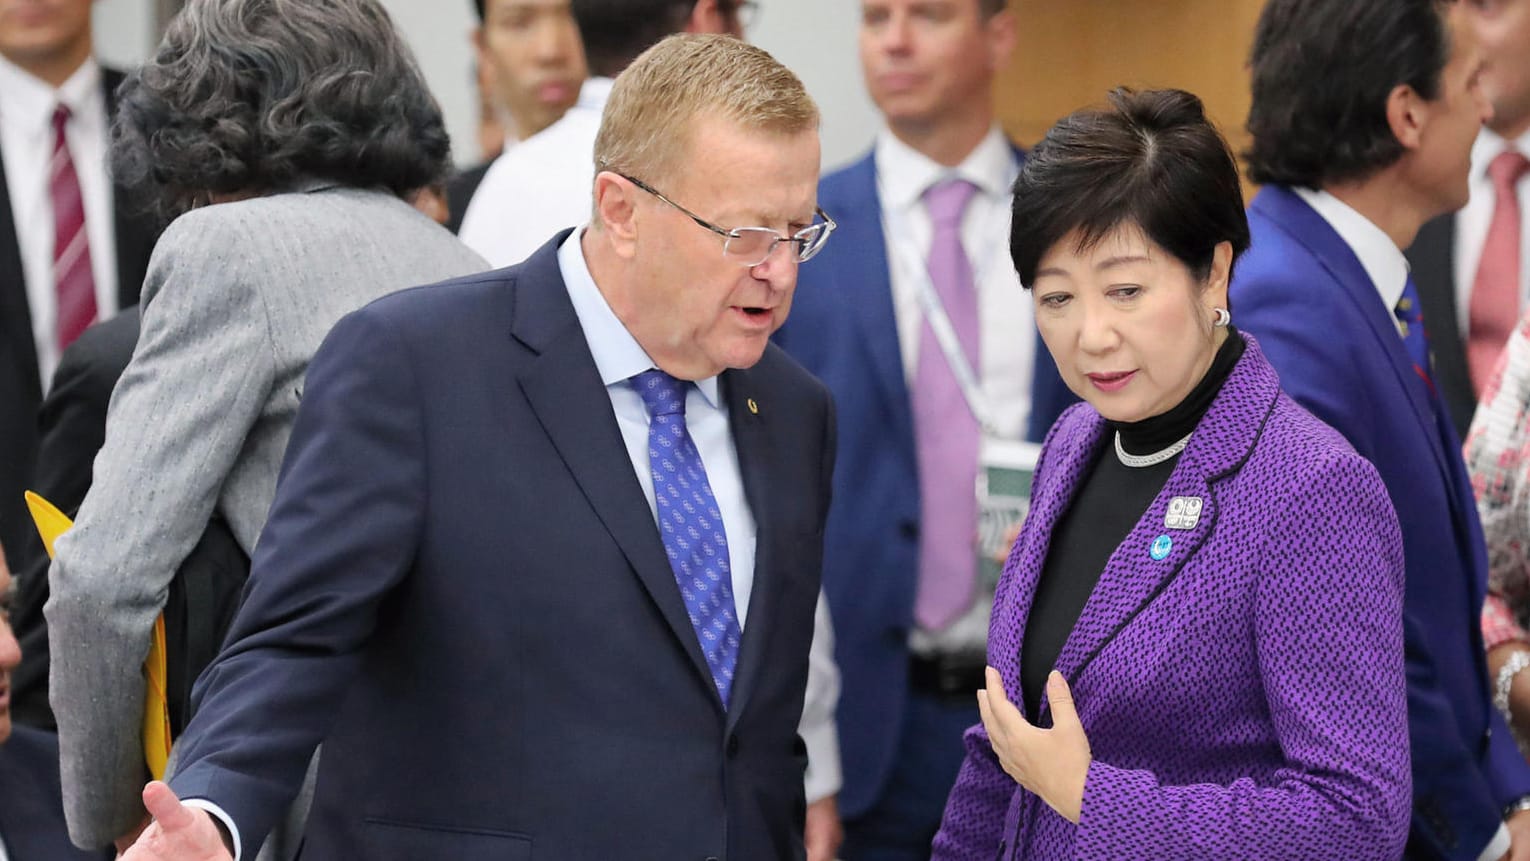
left=44, top=186, right=488, bottom=850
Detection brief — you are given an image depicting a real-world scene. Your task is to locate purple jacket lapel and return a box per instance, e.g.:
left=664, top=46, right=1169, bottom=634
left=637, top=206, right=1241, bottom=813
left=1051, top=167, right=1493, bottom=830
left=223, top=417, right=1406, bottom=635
left=998, top=337, right=1283, bottom=722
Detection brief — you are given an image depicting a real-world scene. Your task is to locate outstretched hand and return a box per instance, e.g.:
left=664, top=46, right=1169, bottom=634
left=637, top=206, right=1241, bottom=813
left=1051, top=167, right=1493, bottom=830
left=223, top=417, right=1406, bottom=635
left=118, top=782, right=232, bottom=861
left=977, top=667, right=1092, bottom=824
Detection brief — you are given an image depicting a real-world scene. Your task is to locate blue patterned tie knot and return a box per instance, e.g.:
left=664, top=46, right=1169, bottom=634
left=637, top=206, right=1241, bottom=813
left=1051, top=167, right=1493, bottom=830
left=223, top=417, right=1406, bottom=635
left=629, top=368, right=741, bottom=706
left=633, top=369, right=687, bottom=418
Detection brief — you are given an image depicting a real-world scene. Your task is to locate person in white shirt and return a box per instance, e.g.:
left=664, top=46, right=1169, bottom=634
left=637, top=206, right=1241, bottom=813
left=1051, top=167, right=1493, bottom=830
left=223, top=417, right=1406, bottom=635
left=457, top=0, right=745, bottom=267
left=0, top=0, right=157, bottom=576
left=1410, top=0, right=1530, bottom=438
left=444, top=0, right=588, bottom=233
left=771, top=2, right=1075, bottom=859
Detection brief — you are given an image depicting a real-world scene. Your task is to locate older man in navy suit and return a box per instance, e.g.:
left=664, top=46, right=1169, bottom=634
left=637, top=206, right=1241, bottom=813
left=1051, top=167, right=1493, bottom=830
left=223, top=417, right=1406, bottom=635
left=119, top=33, right=836, bottom=861
left=1232, top=0, right=1530, bottom=858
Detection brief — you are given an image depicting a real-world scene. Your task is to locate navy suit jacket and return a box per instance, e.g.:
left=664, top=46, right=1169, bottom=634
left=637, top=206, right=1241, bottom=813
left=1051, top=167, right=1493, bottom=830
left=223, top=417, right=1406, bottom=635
left=168, top=233, right=836, bottom=860
left=0, top=726, right=110, bottom=860
left=773, top=149, right=1075, bottom=816
left=1233, top=186, right=1530, bottom=860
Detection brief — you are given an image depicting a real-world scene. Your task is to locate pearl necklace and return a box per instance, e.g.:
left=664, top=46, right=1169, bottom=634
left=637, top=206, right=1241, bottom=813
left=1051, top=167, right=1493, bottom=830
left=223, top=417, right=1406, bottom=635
left=1113, top=431, right=1191, bottom=468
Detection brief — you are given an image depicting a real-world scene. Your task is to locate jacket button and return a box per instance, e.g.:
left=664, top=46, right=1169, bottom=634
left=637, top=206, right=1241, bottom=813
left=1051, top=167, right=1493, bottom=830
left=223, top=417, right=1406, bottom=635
left=899, top=520, right=919, bottom=540
left=727, top=735, right=740, bottom=757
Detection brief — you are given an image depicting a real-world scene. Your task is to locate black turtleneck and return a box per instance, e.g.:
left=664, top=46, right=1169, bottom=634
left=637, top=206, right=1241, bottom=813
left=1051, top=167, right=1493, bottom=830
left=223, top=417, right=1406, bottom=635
left=1019, top=330, right=1245, bottom=719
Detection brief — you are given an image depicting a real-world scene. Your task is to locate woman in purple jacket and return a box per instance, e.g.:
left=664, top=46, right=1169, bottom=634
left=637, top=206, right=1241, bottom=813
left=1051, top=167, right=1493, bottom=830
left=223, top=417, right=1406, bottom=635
left=932, top=88, right=1411, bottom=860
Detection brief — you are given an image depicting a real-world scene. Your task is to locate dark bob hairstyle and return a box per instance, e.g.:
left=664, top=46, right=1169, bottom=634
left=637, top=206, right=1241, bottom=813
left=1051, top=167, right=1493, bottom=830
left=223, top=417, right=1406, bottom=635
left=1245, top=0, right=1455, bottom=188
left=112, top=0, right=453, bottom=222
left=1010, top=88, right=1251, bottom=292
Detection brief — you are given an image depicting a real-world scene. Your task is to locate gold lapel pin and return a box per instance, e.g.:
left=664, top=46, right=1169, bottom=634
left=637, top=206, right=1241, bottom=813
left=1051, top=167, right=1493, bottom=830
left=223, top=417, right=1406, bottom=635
left=747, top=398, right=759, bottom=415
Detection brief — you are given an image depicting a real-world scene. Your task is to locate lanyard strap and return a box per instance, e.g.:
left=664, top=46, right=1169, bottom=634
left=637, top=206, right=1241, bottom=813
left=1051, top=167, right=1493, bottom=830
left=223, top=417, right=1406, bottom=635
left=879, top=178, right=1007, bottom=437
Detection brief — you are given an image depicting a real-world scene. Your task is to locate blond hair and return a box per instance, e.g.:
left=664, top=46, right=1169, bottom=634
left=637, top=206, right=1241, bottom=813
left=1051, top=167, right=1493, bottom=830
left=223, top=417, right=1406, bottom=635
left=594, top=34, right=819, bottom=188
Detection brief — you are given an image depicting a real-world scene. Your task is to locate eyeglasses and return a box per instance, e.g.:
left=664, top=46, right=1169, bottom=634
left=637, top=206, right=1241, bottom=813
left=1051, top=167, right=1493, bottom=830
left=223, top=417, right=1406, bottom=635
left=619, top=173, right=836, bottom=267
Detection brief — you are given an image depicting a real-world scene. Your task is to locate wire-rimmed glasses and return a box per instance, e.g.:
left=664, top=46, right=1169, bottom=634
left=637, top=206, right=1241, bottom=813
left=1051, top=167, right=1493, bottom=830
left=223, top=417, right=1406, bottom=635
left=619, top=173, right=836, bottom=267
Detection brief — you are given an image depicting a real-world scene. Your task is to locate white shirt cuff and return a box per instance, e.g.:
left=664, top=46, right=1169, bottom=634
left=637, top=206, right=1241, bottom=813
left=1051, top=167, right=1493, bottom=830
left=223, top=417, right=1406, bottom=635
left=181, top=798, right=243, bottom=861
left=1478, top=822, right=1511, bottom=861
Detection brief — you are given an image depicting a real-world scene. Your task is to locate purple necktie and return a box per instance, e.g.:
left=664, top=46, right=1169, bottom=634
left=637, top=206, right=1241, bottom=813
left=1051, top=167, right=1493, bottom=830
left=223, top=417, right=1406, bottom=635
left=912, top=178, right=980, bottom=631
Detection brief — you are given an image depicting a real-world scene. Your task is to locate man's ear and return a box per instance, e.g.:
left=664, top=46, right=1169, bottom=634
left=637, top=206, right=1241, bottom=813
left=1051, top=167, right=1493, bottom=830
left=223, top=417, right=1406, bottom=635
left=1385, top=82, right=1429, bottom=152
left=592, top=171, right=641, bottom=259
left=684, top=0, right=735, bottom=36
left=985, top=8, right=1019, bottom=74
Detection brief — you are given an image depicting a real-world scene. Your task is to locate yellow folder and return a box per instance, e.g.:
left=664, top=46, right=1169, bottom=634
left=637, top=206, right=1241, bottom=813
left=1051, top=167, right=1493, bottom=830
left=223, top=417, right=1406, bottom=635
left=24, top=491, right=172, bottom=781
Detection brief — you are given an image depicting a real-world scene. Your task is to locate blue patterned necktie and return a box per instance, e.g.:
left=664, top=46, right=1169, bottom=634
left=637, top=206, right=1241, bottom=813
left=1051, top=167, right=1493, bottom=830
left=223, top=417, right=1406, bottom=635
left=632, top=369, right=741, bottom=706
left=1395, top=275, right=1437, bottom=396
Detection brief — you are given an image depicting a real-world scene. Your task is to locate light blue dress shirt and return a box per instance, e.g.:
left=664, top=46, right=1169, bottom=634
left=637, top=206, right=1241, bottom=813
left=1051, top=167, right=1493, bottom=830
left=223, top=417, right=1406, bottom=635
left=557, top=229, right=758, bottom=626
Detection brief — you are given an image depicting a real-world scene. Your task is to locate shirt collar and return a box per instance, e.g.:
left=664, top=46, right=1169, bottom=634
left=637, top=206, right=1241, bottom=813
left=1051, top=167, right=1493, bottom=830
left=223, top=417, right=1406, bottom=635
left=0, top=53, right=101, bottom=130
left=1472, top=126, right=1530, bottom=182
left=575, top=77, right=614, bottom=113
left=1293, top=186, right=1411, bottom=312
left=556, top=229, right=721, bottom=407
left=874, top=124, right=1017, bottom=211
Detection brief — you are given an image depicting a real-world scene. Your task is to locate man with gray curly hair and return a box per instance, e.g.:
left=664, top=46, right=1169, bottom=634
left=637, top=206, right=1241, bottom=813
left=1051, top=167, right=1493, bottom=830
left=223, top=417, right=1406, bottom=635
left=120, top=31, right=839, bottom=861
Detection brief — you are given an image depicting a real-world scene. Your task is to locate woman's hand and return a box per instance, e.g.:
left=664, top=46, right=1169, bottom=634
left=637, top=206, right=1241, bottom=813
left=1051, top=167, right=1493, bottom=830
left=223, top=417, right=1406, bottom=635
left=977, top=667, right=1092, bottom=824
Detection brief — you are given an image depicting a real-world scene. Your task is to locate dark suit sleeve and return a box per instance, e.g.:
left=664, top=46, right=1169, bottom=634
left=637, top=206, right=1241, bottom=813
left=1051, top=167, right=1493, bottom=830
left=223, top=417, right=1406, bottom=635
left=1236, top=271, right=1519, bottom=856
left=167, top=306, right=428, bottom=850
left=10, top=312, right=137, bottom=731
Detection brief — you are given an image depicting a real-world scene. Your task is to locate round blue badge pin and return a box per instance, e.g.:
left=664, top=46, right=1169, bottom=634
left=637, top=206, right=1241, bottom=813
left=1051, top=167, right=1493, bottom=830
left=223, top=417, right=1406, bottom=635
left=1150, top=534, right=1173, bottom=560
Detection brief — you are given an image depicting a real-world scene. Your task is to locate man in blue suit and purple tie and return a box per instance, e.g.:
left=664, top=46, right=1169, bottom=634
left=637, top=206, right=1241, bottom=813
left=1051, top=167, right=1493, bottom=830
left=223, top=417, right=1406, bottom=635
left=1231, top=0, right=1530, bottom=858
left=773, top=1, right=1074, bottom=858
left=115, top=33, right=838, bottom=861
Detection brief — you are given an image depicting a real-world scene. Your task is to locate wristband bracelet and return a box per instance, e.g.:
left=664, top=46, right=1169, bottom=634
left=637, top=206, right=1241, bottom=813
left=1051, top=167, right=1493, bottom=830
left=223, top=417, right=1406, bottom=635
left=1494, top=649, right=1530, bottom=720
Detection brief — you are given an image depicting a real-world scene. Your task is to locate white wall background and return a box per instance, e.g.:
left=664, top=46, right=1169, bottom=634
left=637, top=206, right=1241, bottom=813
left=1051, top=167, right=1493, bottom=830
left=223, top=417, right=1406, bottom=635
left=93, top=0, right=881, bottom=172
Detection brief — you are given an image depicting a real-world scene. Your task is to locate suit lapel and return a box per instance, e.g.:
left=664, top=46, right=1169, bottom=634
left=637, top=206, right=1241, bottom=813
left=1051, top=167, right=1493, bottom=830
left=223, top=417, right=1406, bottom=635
left=510, top=235, right=718, bottom=703
left=719, top=365, right=774, bottom=726
left=989, top=411, right=1104, bottom=722
left=1252, top=188, right=1457, bottom=492
left=1035, top=340, right=1281, bottom=723
left=0, top=133, right=40, bottom=403
left=837, top=154, right=913, bottom=441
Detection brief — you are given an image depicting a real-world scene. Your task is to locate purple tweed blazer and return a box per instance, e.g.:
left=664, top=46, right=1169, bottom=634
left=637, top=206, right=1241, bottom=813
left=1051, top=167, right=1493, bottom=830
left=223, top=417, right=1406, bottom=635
left=933, top=337, right=1410, bottom=860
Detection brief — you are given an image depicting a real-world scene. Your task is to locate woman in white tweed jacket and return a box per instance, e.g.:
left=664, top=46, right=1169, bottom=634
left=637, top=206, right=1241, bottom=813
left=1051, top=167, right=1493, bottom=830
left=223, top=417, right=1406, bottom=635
left=40, top=0, right=487, bottom=854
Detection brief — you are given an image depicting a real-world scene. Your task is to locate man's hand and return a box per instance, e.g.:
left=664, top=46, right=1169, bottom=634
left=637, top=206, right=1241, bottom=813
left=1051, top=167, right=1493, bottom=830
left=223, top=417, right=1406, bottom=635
left=977, top=667, right=1092, bottom=824
left=804, top=794, right=843, bottom=861
left=119, top=782, right=232, bottom=861
left=114, top=814, right=151, bottom=855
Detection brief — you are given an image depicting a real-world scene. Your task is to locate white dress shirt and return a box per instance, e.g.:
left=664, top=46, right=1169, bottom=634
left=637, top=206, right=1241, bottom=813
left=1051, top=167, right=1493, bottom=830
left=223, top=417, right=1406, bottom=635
left=1454, top=128, right=1530, bottom=334
left=876, top=126, right=1034, bottom=436
left=557, top=229, right=760, bottom=624
left=1296, top=186, right=1512, bottom=861
left=0, top=53, right=117, bottom=390
left=1295, top=187, right=1411, bottom=318
left=458, top=78, right=611, bottom=268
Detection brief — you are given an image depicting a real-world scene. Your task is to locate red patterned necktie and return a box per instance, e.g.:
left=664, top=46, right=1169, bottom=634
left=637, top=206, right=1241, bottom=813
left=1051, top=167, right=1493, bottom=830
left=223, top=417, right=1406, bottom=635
left=51, top=103, right=97, bottom=351
left=1467, top=149, right=1530, bottom=393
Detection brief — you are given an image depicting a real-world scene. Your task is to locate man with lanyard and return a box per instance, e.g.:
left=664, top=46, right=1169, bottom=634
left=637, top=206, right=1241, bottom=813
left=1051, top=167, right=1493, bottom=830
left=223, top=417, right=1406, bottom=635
left=774, top=1, right=1074, bottom=858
